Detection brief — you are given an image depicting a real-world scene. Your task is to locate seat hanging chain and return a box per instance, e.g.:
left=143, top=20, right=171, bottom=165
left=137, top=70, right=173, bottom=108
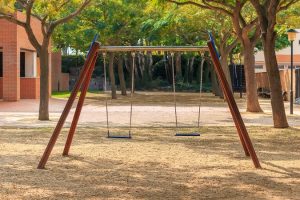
left=129, top=52, right=136, bottom=138
left=198, top=53, right=205, bottom=133
left=171, top=52, right=178, bottom=132
left=103, top=52, right=110, bottom=137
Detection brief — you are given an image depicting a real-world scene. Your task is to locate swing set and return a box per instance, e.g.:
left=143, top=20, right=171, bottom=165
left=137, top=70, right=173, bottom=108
left=37, top=35, right=261, bottom=169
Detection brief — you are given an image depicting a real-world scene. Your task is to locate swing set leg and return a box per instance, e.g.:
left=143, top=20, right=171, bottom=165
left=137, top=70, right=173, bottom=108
left=63, top=53, right=98, bottom=156
left=208, top=41, right=261, bottom=168
left=37, top=42, right=100, bottom=169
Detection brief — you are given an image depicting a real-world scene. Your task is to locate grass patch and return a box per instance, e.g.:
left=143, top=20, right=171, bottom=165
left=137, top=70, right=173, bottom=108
left=52, top=90, right=103, bottom=99
left=52, top=91, right=72, bottom=98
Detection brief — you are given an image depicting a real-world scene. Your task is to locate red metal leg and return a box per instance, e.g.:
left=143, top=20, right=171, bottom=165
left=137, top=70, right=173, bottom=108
left=62, top=53, right=98, bottom=156
left=37, top=42, right=100, bottom=169
left=208, top=41, right=261, bottom=168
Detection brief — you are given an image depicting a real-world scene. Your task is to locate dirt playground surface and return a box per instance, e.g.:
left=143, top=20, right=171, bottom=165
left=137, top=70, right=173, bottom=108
left=0, top=126, right=299, bottom=200
left=0, top=92, right=299, bottom=199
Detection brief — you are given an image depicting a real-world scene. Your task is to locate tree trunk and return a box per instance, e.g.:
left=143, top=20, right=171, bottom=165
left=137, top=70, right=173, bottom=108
left=38, top=48, right=50, bottom=120
left=175, top=52, right=182, bottom=79
left=147, top=51, right=153, bottom=80
left=109, top=53, right=117, bottom=99
left=117, top=54, right=127, bottom=96
left=124, top=54, right=130, bottom=73
left=164, top=52, right=171, bottom=83
left=243, top=44, right=263, bottom=112
left=141, top=52, right=145, bottom=79
left=204, top=61, right=210, bottom=85
left=184, top=58, right=189, bottom=83
left=220, top=54, right=232, bottom=92
left=211, top=66, right=222, bottom=96
left=189, top=56, right=195, bottom=83
left=137, top=52, right=143, bottom=79
left=263, top=32, right=289, bottom=127
left=249, top=0, right=289, bottom=127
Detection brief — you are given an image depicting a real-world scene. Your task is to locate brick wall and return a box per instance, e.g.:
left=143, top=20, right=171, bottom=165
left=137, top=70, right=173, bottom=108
left=0, top=12, right=50, bottom=101
left=51, top=52, right=69, bottom=92
left=20, top=78, right=40, bottom=99
left=0, top=16, right=20, bottom=101
left=51, top=52, right=61, bottom=91
left=60, top=73, right=70, bottom=91
left=17, top=12, right=43, bottom=51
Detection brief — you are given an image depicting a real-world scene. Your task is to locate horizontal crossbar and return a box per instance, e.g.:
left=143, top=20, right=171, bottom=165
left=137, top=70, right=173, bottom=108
left=98, top=46, right=208, bottom=52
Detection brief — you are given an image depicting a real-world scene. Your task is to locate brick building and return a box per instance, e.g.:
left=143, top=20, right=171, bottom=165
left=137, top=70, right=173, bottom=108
left=255, top=30, right=300, bottom=101
left=0, top=12, right=69, bottom=101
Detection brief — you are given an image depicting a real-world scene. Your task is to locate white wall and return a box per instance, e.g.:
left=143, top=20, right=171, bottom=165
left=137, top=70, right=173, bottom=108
left=24, top=51, right=37, bottom=77
left=254, top=29, right=300, bottom=73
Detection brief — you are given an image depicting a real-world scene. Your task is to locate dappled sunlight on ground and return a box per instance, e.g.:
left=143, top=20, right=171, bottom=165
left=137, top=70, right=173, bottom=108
left=0, top=92, right=299, bottom=199
left=0, top=126, right=299, bottom=199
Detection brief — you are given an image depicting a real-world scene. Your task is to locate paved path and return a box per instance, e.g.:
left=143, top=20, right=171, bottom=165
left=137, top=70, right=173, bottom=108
left=0, top=98, right=299, bottom=128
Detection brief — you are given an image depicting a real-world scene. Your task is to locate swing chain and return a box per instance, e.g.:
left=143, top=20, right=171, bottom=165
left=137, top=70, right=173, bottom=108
left=198, top=52, right=204, bottom=133
left=102, top=52, right=110, bottom=137
left=129, top=52, right=136, bottom=138
left=171, top=52, right=178, bottom=133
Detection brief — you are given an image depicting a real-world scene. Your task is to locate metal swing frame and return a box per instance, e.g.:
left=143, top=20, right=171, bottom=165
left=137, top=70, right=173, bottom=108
left=37, top=39, right=261, bottom=169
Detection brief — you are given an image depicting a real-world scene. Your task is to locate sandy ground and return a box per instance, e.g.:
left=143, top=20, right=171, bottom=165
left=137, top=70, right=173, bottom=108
left=0, top=126, right=299, bottom=200
left=0, top=92, right=300, bottom=199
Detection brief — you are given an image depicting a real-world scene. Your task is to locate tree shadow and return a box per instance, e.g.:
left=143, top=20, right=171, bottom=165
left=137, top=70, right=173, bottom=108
left=0, top=126, right=299, bottom=199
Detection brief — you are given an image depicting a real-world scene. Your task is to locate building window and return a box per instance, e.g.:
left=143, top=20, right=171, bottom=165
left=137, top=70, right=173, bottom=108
left=278, top=65, right=285, bottom=69
left=0, top=52, right=3, bottom=77
left=255, top=65, right=263, bottom=69
left=20, top=52, right=25, bottom=77
left=20, top=51, right=37, bottom=78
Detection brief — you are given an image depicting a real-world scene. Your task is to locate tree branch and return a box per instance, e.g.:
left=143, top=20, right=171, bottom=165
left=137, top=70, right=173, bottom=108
left=0, top=12, right=26, bottom=27
left=49, top=0, right=92, bottom=35
left=167, top=0, right=210, bottom=9
left=279, top=0, right=299, bottom=11
left=244, top=18, right=258, bottom=33
left=202, top=0, right=233, bottom=16
left=250, top=24, right=261, bottom=45
left=22, top=0, right=42, bottom=51
left=167, top=0, right=233, bottom=16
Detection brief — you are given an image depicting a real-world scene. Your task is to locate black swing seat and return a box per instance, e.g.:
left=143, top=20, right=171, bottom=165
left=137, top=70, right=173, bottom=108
left=175, top=132, right=200, bottom=137
left=107, top=135, right=132, bottom=139
left=107, top=132, right=132, bottom=139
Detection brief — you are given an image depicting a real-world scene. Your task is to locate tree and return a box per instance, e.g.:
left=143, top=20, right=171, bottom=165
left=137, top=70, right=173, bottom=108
left=207, top=13, right=238, bottom=95
left=250, top=0, right=299, bottom=128
left=53, top=0, right=149, bottom=98
left=167, top=0, right=263, bottom=113
left=277, top=1, right=300, bottom=28
left=0, top=0, right=91, bottom=120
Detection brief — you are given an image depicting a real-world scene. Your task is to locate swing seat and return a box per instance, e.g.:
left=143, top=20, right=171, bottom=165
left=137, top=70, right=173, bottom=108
left=175, top=132, right=200, bottom=137
left=107, top=135, right=132, bottom=139
left=107, top=131, right=132, bottom=139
